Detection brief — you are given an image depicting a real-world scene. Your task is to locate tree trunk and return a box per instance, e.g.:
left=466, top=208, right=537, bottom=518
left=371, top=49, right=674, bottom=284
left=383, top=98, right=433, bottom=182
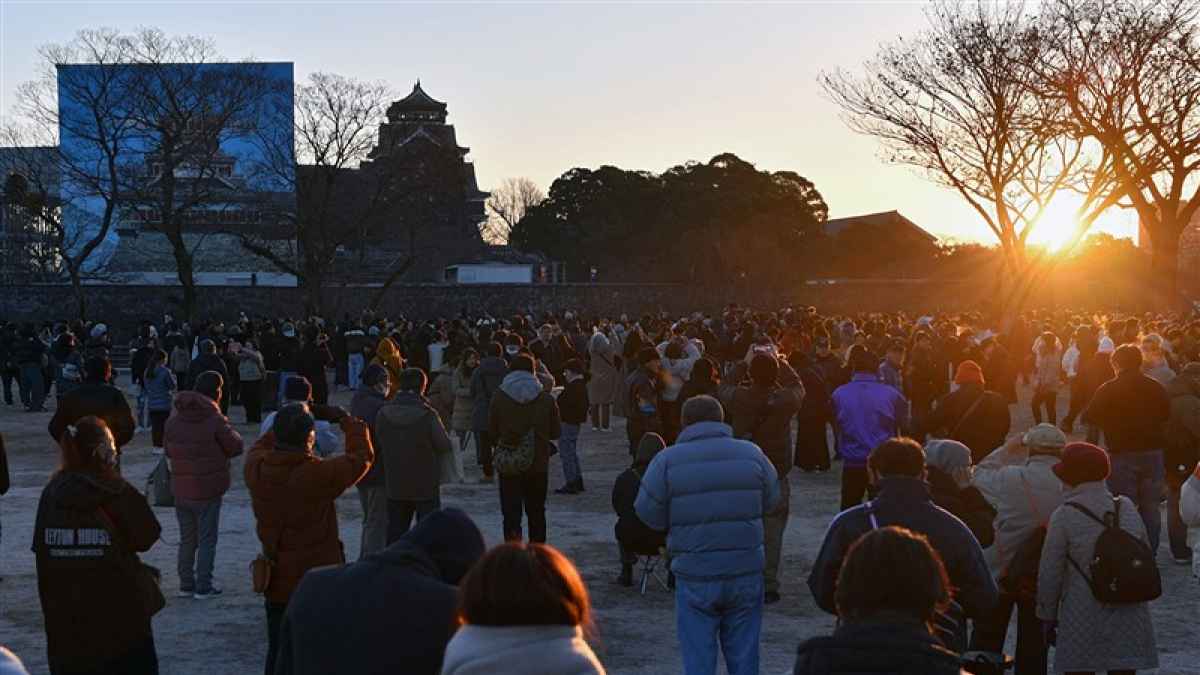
left=302, top=266, right=324, bottom=317
left=1150, top=232, right=1181, bottom=308
left=69, top=267, right=87, bottom=321
left=174, top=248, right=198, bottom=321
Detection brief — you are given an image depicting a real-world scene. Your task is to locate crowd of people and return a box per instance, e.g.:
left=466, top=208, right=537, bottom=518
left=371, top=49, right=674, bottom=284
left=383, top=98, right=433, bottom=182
left=1, top=304, right=1199, bottom=675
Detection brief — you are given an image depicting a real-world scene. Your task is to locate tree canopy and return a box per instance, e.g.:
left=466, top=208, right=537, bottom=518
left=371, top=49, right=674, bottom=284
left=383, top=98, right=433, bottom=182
left=510, top=153, right=828, bottom=285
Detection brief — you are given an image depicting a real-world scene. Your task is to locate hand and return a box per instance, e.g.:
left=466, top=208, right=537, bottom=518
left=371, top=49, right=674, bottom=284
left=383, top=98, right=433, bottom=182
left=1002, top=433, right=1024, bottom=455
left=1041, top=620, right=1057, bottom=646
left=311, top=404, right=349, bottom=423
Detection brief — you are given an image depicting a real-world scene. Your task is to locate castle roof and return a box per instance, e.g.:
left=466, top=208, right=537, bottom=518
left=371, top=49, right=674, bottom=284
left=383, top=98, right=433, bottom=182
left=389, top=80, right=447, bottom=115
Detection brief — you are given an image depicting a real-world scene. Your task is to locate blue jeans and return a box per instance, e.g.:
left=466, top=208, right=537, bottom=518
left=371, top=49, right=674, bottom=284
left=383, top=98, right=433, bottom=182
left=559, top=423, right=582, bottom=484
left=675, top=574, right=763, bottom=675
left=19, top=363, right=45, bottom=410
left=1107, top=450, right=1164, bottom=554
left=348, top=354, right=365, bottom=390
left=175, top=497, right=223, bottom=593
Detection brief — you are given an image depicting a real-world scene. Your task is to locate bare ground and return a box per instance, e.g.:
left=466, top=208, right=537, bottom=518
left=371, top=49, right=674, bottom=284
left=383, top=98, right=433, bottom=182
left=1, top=384, right=1197, bottom=674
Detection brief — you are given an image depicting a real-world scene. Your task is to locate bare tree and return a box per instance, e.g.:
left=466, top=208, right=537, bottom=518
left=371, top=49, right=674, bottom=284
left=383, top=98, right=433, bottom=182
left=484, top=176, right=544, bottom=244
left=108, top=28, right=289, bottom=320
left=9, top=30, right=143, bottom=318
left=821, top=1, right=1091, bottom=281
left=1032, top=0, right=1200, bottom=302
left=239, top=72, right=394, bottom=315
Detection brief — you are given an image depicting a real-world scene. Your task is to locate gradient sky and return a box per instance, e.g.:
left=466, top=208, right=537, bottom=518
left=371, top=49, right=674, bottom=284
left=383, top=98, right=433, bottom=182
left=0, top=0, right=1137, bottom=245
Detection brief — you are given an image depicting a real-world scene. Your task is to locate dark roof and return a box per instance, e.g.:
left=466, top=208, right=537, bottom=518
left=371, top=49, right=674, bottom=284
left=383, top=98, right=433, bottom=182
left=823, top=210, right=938, bottom=243
left=391, top=81, right=447, bottom=113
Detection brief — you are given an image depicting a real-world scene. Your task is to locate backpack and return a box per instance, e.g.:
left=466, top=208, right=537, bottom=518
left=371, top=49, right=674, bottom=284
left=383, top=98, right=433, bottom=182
left=145, top=456, right=175, bottom=508
left=494, top=428, right=536, bottom=477
left=1065, top=498, right=1162, bottom=604
left=997, top=476, right=1047, bottom=602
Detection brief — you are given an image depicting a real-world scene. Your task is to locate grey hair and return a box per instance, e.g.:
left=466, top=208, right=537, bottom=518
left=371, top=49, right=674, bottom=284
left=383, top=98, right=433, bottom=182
left=681, top=395, right=724, bottom=427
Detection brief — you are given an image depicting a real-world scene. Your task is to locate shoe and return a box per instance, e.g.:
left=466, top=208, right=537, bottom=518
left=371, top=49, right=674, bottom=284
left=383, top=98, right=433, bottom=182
left=177, top=588, right=195, bottom=598
left=617, top=565, right=633, bottom=587
left=193, top=588, right=223, bottom=600
left=592, top=427, right=602, bottom=432
left=478, top=474, right=494, bottom=484
left=667, top=572, right=676, bottom=590
left=554, top=485, right=577, bottom=495
left=135, top=426, right=147, bottom=434
left=1173, top=556, right=1193, bottom=566
left=573, top=478, right=585, bottom=493
left=151, top=447, right=164, bottom=456
left=764, top=591, right=781, bottom=605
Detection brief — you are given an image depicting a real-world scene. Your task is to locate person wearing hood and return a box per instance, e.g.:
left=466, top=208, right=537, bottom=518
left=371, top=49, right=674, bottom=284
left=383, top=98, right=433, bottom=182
left=371, top=335, right=405, bottom=399
left=470, top=343, right=509, bottom=482
left=441, top=542, right=606, bottom=675
left=376, top=368, right=453, bottom=544
left=970, top=423, right=1067, bottom=675
left=1036, top=442, right=1158, bottom=675
left=922, top=360, right=1010, bottom=464
left=245, top=402, right=374, bottom=675
left=350, top=364, right=391, bottom=559
left=489, top=353, right=562, bottom=543
left=611, top=433, right=668, bottom=587
left=923, top=439, right=995, bottom=547
left=33, top=416, right=163, bottom=675
left=273, top=508, right=486, bottom=675
left=1164, top=362, right=1200, bottom=565
left=48, top=356, right=136, bottom=455
left=793, top=527, right=964, bottom=675
left=164, top=371, right=244, bottom=600
left=719, top=353, right=803, bottom=605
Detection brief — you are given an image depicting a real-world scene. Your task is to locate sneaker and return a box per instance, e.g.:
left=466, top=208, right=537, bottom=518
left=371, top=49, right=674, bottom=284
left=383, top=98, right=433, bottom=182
left=764, top=591, right=782, bottom=605
left=193, top=588, right=223, bottom=600
left=1173, top=556, right=1193, bottom=566
left=554, top=485, right=577, bottom=495
left=135, top=426, right=147, bottom=434
left=151, top=447, right=165, bottom=456
left=177, top=588, right=195, bottom=598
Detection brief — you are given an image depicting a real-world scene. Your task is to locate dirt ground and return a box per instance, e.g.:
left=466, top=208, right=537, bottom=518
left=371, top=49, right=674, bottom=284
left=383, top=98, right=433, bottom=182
left=1, top=382, right=1198, bottom=675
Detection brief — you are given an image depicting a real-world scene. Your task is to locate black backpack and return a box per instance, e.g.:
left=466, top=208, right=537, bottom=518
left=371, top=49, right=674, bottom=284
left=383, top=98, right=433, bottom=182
left=998, top=525, right=1046, bottom=603
left=1065, top=498, right=1162, bottom=605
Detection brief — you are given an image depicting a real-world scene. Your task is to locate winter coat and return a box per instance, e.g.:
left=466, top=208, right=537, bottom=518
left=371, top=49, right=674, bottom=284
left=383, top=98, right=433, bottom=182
left=587, top=332, right=621, bottom=406
left=163, top=391, right=244, bottom=502
left=274, top=510, right=485, bottom=675
left=376, top=392, right=452, bottom=501
left=559, top=377, right=589, bottom=425
left=1077, top=351, right=1115, bottom=409
left=48, top=382, right=136, bottom=448
left=53, top=350, right=84, bottom=399
left=808, top=477, right=997, bottom=623
left=427, top=364, right=457, bottom=424
left=657, top=339, right=702, bottom=402
left=925, top=466, right=996, bottom=548
left=469, top=356, right=508, bottom=432
left=186, top=353, right=228, bottom=389
left=371, top=338, right=405, bottom=399
left=983, top=343, right=1017, bottom=403
left=924, top=383, right=1011, bottom=464
left=238, top=349, right=266, bottom=382
left=32, top=471, right=161, bottom=673
left=487, top=371, right=562, bottom=474
left=719, top=361, right=804, bottom=476
left=1082, top=370, right=1169, bottom=455
left=831, top=374, right=909, bottom=468
left=1036, top=482, right=1158, bottom=673
left=350, top=388, right=390, bottom=487
left=276, top=335, right=301, bottom=372
left=450, top=366, right=475, bottom=433
left=972, top=448, right=1064, bottom=577
left=244, top=417, right=374, bottom=604
left=1165, top=373, right=1200, bottom=484
left=296, top=343, right=331, bottom=403
left=634, top=421, right=780, bottom=580
left=142, top=365, right=177, bottom=412
left=793, top=619, right=965, bottom=675
left=612, top=464, right=666, bottom=554
left=1180, top=471, right=1200, bottom=578
left=1031, top=341, right=1064, bottom=393
left=440, top=625, right=605, bottom=675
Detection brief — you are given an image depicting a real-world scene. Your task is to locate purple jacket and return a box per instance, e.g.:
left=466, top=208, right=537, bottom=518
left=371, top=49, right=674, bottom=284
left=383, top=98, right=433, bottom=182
left=832, top=373, right=909, bottom=467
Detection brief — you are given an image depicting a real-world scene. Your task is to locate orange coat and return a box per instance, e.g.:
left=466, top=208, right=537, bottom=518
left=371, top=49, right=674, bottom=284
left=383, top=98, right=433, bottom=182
left=244, top=416, right=374, bottom=604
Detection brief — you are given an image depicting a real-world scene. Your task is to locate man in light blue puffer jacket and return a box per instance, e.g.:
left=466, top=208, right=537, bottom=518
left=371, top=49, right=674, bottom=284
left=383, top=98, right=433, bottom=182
left=635, top=395, right=780, bottom=675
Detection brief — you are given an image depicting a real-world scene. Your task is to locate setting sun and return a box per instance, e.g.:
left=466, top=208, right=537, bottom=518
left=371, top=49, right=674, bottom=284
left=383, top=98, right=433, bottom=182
left=1028, top=195, right=1086, bottom=252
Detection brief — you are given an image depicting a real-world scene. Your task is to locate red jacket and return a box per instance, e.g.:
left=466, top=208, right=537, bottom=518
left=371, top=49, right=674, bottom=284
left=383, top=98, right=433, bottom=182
left=164, top=391, right=244, bottom=501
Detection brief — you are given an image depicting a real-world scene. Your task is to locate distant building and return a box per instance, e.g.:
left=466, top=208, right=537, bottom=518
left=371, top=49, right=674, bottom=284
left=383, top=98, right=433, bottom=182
left=822, top=210, right=939, bottom=245
left=0, top=146, right=62, bottom=284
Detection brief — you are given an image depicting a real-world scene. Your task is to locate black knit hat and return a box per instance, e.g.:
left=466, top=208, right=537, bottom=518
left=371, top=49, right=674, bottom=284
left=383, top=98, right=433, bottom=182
left=273, top=402, right=315, bottom=451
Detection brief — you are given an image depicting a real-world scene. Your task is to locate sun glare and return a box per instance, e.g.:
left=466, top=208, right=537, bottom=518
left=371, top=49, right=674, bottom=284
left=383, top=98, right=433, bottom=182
left=1029, top=195, right=1084, bottom=253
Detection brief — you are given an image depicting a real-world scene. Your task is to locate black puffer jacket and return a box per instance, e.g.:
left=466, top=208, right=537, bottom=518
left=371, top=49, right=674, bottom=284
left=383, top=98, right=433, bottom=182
left=794, top=619, right=964, bottom=675
left=926, top=466, right=996, bottom=548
